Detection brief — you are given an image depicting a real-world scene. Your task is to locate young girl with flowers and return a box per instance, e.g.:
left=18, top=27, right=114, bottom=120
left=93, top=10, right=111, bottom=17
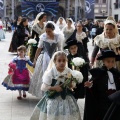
left=30, top=51, right=82, bottom=120
left=2, top=45, right=33, bottom=100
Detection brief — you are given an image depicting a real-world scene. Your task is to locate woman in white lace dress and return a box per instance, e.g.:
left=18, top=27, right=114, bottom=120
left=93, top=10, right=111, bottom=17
left=28, top=22, right=63, bottom=98
left=56, top=17, right=66, bottom=31
left=30, top=51, right=81, bottom=120
left=30, top=12, right=47, bottom=61
left=90, top=16, right=120, bottom=69
left=62, top=18, right=75, bottom=43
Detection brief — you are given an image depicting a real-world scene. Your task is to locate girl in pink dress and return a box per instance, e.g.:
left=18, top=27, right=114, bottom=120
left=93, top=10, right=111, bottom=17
left=2, top=45, right=33, bottom=100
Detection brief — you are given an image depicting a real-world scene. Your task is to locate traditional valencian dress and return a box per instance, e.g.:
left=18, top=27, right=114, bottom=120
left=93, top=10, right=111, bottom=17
left=56, top=17, right=66, bottom=31
left=30, top=66, right=81, bottom=120
left=84, top=66, right=120, bottom=120
left=30, top=23, right=45, bottom=61
left=28, top=33, right=62, bottom=98
left=2, top=56, right=33, bottom=91
left=91, top=33, right=120, bottom=69
left=62, top=26, right=75, bottom=42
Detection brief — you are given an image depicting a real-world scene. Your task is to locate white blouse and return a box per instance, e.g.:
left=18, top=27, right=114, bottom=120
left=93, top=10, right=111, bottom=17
left=41, top=66, right=72, bottom=91
left=76, top=32, right=86, bottom=43
left=107, top=71, right=116, bottom=90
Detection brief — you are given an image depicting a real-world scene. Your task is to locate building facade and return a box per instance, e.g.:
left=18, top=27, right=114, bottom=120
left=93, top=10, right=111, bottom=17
left=94, top=0, right=109, bottom=20
left=111, top=0, right=120, bottom=22
left=4, top=0, right=85, bottom=21
left=4, top=0, right=21, bottom=20
left=5, top=0, right=116, bottom=21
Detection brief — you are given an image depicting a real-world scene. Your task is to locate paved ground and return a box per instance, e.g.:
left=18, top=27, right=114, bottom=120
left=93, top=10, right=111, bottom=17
left=0, top=32, right=93, bottom=120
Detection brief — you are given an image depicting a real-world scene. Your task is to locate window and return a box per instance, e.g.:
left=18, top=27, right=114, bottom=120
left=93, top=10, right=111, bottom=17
left=114, top=0, right=119, bottom=9
left=114, top=14, right=118, bottom=22
left=103, top=0, right=106, bottom=3
left=95, top=0, right=99, bottom=3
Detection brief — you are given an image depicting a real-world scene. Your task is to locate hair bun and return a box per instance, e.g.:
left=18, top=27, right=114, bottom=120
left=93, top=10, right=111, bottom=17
left=52, top=24, right=55, bottom=30
left=45, top=21, right=55, bottom=30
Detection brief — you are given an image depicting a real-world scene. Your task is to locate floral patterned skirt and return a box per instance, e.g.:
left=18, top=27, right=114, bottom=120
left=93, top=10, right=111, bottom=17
left=30, top=95, right=81, bottom=120
left=28, top=54, right=44, bottom=98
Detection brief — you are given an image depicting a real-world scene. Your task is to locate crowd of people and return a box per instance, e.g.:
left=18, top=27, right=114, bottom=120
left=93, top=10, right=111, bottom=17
left=1, top=12, right=120, bottom=120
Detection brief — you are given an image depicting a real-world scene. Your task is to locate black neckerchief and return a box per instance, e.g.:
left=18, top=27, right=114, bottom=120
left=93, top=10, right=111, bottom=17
left=102, top=66, right=114, bottom=72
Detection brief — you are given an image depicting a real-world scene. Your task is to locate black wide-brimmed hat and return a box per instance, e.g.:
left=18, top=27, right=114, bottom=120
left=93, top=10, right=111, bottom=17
left=64, top=39, right=78, bottom=49
left=97, top=50, right=120, bottom=61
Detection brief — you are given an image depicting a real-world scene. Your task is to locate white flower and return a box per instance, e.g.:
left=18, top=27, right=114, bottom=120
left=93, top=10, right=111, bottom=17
left=28, top=39, right=37, bottom=44
left=3, top=28, right=6, bottom=30
left=72, top=57, right=85, bottom=67
left=72, top=70, right=83, bottom=83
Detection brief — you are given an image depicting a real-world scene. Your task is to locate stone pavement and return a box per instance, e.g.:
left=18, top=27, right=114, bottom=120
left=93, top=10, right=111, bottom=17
left=0, top=32, right=93, bottom=120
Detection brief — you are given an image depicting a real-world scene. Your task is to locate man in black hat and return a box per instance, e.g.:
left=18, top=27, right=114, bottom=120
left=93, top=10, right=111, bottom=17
left=84, top=50, right=120, bottom=120
left=64, top=39, right=88, bottom=99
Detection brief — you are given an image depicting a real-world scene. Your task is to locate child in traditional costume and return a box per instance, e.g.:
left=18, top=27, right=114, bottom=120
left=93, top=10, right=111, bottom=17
left=84, top=50, right=120, bottom=120
left=2, top=45, right=33, bottom=100
left=30, top=51, right=82, bottom=120
left=64, top=39, right=88, bottom=99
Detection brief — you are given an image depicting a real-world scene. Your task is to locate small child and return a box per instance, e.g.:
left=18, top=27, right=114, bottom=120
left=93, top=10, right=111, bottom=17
left=84, top=50, right=120, bottom=120
left=2, top=45, right=33, bottom=100
left=64, top=39, right=88, bottom=99
left=30, top=51, right=81, bottom=120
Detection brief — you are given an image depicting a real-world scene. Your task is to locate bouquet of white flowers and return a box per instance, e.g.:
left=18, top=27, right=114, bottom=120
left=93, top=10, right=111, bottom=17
left=72, top=70, right=83, bottom=83
left=71, top=57, right=86, bottom=70
left=28, top=39, right=37, bottom=46
left=47, top=70, right=83, bottom=98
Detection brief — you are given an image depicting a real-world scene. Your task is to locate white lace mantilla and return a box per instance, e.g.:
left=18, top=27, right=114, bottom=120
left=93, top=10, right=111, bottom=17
left=95, top=33, right=120, bottom=53
left=32, top=23, right=45, bottom=35
left=76, top=32, right=86, bottom=43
